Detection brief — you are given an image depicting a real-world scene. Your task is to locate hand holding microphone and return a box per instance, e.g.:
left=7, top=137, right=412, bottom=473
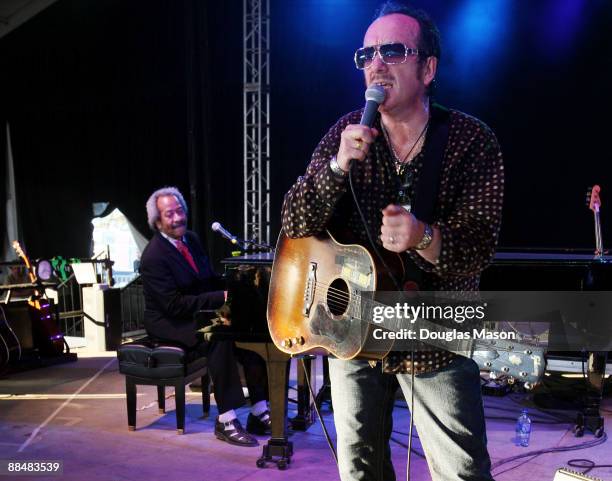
left=335, top=85, right=386, bottom=173
left=336, top=125, right=378, bottom=172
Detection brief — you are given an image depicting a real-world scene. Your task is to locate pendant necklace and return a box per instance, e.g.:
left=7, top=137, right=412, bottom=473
left=381, top=121, right=429, bottom=175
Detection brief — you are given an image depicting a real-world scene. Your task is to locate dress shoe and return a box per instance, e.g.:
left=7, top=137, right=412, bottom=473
left=246, top=410, right=272, bottom=435
left=215, top=418, right=258, bottom=447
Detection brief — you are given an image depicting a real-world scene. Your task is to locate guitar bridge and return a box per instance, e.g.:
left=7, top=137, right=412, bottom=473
left=303, top=262, right=317, bottom=316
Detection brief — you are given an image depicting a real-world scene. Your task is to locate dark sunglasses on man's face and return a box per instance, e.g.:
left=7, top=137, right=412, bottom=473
left=354, top=42, right=420, bottom=70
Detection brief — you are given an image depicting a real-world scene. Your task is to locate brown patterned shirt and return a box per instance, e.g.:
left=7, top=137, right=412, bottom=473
left=281, top=106, right=504, bottom=374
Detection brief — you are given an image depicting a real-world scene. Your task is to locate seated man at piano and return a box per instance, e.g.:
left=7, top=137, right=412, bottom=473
left=139, top=186, right=270, bottom=447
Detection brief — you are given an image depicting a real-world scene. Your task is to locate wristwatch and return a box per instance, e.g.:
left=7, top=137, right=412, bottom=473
left=329, top=156, right=348, bottom=178
left=414, top=223, right=433, bottom=250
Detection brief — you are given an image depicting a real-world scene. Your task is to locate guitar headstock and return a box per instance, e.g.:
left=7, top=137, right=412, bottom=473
left=12, top=241, right=26, bottom=261
left=473, top=338, right=545, bottom=390
left=586, top=185, right=601, bottom=214
left=12, top=240, right=34, bottom=274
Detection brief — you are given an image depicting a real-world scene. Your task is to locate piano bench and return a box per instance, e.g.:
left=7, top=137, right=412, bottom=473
left=117, top=339, right=210, bottom=434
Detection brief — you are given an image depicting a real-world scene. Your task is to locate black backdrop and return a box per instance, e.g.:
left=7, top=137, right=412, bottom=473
left=1, top=0, right=611, bottom=266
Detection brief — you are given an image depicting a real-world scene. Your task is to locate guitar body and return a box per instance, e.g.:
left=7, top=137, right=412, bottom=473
left=11, top=241, right=65, bottom=357
left=28, top=298, right=64, bottom=356
left=0, top=305, right=21, bottom=371
left=267, top=231, right=404, bottom=360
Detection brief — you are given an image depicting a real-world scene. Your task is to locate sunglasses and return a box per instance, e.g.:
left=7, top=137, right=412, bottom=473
left=354, top=42, right=420, bottom=70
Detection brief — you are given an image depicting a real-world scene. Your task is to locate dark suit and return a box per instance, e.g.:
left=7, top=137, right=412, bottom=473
left=141, top=230, right=225, bottom=347
left=140, top=230, right=267, bottom=413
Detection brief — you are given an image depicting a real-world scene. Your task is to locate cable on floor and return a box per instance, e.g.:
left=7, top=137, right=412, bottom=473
left=490, top=431, right=608, bottom=477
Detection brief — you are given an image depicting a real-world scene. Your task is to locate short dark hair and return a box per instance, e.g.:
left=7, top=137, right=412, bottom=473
left=375, top=1, right=441, bottom=62
left=375, top=1, right=441, bottom=96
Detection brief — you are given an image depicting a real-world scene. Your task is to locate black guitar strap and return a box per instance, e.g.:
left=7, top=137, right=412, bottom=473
left=403, top=104, right=450, bottom=285
left=411, top=103, right=450, bottom=224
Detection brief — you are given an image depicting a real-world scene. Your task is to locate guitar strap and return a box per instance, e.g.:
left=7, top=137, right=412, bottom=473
left=412, top=104, right=450, bottom=223
left=403, top=104, right=450, bottom=285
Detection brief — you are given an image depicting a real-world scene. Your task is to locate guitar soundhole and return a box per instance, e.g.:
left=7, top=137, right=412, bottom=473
left=327, top=278, right=349, bottom=316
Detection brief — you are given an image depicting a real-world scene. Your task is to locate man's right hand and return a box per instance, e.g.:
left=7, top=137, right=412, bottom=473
left=336, top=124, right=379, bottom=172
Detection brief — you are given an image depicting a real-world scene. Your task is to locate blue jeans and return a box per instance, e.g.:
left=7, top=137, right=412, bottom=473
left=329, top=356, right=494, bottom=481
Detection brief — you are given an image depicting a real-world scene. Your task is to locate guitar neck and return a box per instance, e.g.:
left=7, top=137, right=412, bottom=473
left=588, top=186, right=603, bottom=257
left=359, top=295, right=476, bottom=356
left=358, top=294, right=544, bottom=386
left=594, top=211, right=603, bottom=256
left=14, top=249, right=41, bottom=296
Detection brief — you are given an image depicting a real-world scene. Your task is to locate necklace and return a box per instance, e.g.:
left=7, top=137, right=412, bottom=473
left=382, top=121, right=429, bottom=174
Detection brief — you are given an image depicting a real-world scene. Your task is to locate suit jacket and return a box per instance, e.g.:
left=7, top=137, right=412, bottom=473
left=140, top=230, right=225, bottom=347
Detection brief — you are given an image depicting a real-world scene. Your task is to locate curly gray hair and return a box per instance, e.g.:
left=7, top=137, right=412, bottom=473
left=145, top=186, right=188, bottom=231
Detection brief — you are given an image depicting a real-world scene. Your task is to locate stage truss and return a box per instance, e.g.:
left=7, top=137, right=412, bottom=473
left=243, top=0, right=270, bottom=245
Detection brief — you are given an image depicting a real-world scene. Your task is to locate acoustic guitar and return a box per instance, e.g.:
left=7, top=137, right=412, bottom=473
left=267, top=231, right=545, bottom=388
left=0, top=305, right=21, bottom=372
left=12, top=241, right=65, bottom=356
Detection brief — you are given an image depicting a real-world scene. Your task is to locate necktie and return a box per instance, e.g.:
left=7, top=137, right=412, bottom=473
left=176, top=240, right=199, bottom=273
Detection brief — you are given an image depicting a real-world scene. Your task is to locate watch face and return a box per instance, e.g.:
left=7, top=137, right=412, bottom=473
left=36, top=260, right=53, bottom=281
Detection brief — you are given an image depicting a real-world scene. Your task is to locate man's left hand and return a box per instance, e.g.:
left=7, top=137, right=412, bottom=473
left=380, top=204, right=425, bottom=252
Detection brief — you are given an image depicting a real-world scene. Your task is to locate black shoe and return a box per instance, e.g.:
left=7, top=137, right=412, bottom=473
left=215, top=418, right=258, bottom=447
left=246, top=410, right=272, bottom=435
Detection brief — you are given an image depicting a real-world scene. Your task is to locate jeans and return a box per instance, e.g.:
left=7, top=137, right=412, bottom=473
left=329, top=356, right=494, bottom=481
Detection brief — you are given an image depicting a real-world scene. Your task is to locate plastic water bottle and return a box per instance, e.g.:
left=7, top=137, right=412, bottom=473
left=515, top=408, right=532, bottom=447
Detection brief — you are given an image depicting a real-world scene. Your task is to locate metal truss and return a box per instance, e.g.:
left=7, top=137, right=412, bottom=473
left=243, top=0, right=270, bottom=245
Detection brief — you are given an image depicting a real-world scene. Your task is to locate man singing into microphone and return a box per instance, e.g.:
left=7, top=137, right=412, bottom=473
left=281, top=2, right=503, bottom=480
left=140, top=186, right=271, bottom=446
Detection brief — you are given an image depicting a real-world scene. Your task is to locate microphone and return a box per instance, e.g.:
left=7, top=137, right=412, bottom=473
left=211, top=222, right=238, bottom=245
left=360, top=85, right=386, bottom=127
left=347, top=85, right=386, bottom=173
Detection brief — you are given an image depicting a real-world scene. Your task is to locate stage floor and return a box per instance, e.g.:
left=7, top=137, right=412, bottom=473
left=0, top=353, right=610, bottom=481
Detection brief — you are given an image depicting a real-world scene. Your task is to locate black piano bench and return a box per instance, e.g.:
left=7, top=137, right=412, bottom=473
left=117, top=339, right=210, bottom=434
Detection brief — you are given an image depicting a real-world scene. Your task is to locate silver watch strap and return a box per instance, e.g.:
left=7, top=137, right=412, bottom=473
left=329, top=156, right=348, bottom=177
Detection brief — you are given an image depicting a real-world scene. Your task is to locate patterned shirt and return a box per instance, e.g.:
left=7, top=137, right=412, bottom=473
left=281, top=106, right=504, bottom=374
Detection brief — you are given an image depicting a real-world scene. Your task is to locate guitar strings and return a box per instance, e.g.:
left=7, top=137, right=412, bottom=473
left=312, top=283, right=357, bottom=311
left=312, top=280, right=352, bottom=297
left=312, top=285, right=353, bottom=305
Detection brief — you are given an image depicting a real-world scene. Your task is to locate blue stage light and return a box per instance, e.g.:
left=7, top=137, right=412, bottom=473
left=442, top=0, right=512, bottom=102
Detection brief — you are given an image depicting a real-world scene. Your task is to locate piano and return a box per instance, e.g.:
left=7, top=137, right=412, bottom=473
left=222, top=252, right=315, bottom=469
left=223, top=249, right=611, bottom=468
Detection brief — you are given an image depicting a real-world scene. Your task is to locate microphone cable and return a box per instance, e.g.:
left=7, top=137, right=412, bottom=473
left=348, top=164, right=418, bottom=481
left=405, top=364, right=416, bottom=481
left=348, top=165, right=403, bottom=292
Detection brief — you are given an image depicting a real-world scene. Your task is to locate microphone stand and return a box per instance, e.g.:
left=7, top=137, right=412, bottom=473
left=234, top=238, right=274, bottom=253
